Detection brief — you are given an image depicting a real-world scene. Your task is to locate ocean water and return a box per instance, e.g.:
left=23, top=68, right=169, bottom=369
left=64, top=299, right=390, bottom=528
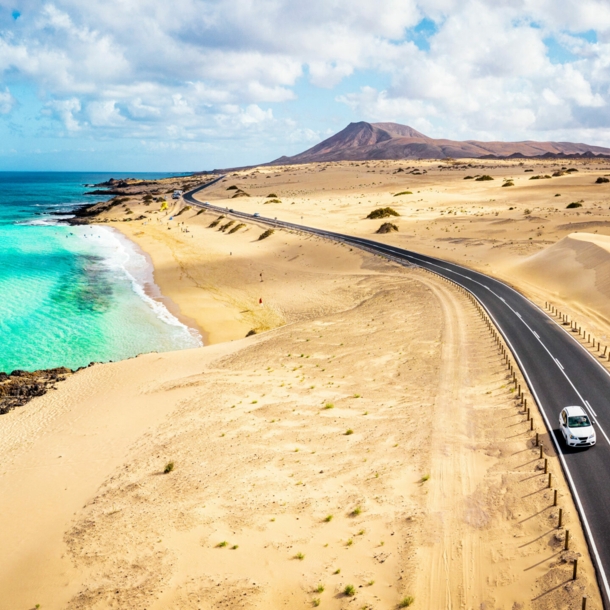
left=0, top=172, right=202, bottom=373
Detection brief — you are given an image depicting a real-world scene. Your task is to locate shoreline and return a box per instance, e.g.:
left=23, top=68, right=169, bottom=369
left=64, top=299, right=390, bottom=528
left=105, top=225, right=207, bottom=345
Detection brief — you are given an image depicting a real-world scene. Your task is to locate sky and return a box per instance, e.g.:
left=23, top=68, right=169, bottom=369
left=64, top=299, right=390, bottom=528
left=1, top=0, right=610, bottom=171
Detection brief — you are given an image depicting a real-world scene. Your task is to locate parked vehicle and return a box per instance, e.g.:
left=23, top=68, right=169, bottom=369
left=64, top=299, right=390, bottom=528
left=559, top=406, right=596, bottom=447
left=253, top=212, right=260, bottom=217
left=172, top=190, right=183, bottom=199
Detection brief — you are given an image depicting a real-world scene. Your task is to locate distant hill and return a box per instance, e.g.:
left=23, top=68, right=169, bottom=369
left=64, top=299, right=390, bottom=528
left=270, top=121, right=610, bottom=164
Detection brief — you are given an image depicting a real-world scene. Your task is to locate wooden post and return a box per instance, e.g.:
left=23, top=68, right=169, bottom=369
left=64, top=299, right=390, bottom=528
left=558, top=508, right=563, bottom=528
left=544, top=458, right=548, bottom=474
left=536, top=432, right=539, bottom=446
left=565, top=529, right=570, bottom=550
left=540, top=443, right=544, bottom=458
left=553, top=489, right=557, bottom=506
left=582, top=596, right=587, bottom=610
left=548, top=472, right=552, bottom=488
left=530, top=418, right=534, bottom=431
left=573, top=559, right=578, bottom=580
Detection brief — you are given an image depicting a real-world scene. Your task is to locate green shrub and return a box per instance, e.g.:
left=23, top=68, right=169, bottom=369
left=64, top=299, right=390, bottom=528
left=475, top=175, right=494, bottom=181
left=258, top=228, right=274, bottom=240
left=377, top=222, right=398, bottom=234
left=229, top=223, right=245, bottom=234
left=264, top=198, right=282, bottom=204
left=266, top=193, right=278, bottom=198
left=366, top=207, right=400, bottom=219
left=209, top=215, right=225, bottom=228
left=175, top=205, right=191, bottom=216
left=393, top=191, right=412, bottom=196
left=566, top=202, right=583, bottom=209
left=345, top=429, right=354, bottom=435
left=399, top=596, right=415, bottom=607
left=219, top=220, right=235, bottom=232
left=164, top=461, right=174, bottom=474
left=502, top=181, right=514, bottom=187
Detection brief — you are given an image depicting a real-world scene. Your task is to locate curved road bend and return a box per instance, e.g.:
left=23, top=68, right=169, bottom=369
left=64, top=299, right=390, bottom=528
left=185, top=179, right=610, bottom=607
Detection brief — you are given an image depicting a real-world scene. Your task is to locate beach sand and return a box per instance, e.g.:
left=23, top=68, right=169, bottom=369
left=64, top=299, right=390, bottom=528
left=0, top=160, right=606, bottom=608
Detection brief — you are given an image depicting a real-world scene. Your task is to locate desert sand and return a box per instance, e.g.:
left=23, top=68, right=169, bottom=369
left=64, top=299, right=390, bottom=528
left=1, top=159, right=607, bottom=608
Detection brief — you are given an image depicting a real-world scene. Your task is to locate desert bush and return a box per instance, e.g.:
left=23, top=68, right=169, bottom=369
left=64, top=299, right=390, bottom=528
left=463, top=176, right=474, bottom=180
left=228, top=223, right=245, bottom=234
left=196, top=208, right=205, bottom=215
left=596, top=177, right=609, bottom=184
left=552, top=171, right=565, bottom=177
left=393, top=191, right=412, bottom=196
left=232, top=190, right=250, bottom=198
left=175, top=205, right=191, bottom=216
left=502, top=181, right=514, bottom=187
left=164, top=461, right=174, bottom=474
left=226, top=185, right=238, bottom=190
left=258, top=228, right=274, bottom=240
left=264, top=198, right=282, bottom=204
left=524, top=169, right=534, bottom=172
left=246, top=329, right=257, bottom=337
left=219, top=220, right=235, bottom=232
left=566, top=201, right=583, bottom=209
left=209, top=215, right=225, bottom=228
left=366, top=207, right=400, bottom=219
left=344, top=585, right=355, bottom=597
left=399, top=596, right=415, bottom=607
left=475, top=175, right=494, bottom=181
left=377, top=222, right=398, bottom=234
left=566, top=168, right=579, bottom=173
left=266, top=193, right=278, bottom=198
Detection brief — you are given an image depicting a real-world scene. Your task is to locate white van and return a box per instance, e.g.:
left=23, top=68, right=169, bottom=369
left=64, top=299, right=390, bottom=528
left=172, top=190, right=183, bottom=199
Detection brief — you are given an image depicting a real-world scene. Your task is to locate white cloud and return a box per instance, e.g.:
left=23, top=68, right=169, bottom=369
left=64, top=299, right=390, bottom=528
left=1, top=0, right=610, bottom=153
left=0, top=87, right=15, bottom=113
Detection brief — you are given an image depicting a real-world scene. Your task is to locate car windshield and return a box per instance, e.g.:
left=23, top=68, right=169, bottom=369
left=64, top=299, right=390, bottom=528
left=568, top=415, right=591, bottom=428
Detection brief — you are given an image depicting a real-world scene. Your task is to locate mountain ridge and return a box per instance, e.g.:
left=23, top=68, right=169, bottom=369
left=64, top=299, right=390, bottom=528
left=271, top=121, right=610, bottom=164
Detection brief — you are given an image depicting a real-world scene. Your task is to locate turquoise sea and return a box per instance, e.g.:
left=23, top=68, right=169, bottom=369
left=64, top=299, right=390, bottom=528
left=0, top=172, right=202, bottom=373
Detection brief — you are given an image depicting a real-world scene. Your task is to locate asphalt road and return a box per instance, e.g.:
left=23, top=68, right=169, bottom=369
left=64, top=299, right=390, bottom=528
left=184, top=179, right=610, bottom=607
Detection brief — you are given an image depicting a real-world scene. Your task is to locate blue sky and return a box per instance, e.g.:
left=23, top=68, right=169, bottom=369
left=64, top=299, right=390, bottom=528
left=1, top=1, right=610, bottom=171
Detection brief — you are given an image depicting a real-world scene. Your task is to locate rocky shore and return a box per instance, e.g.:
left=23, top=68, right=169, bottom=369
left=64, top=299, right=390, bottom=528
left=0, top=367, right=72, bottom=414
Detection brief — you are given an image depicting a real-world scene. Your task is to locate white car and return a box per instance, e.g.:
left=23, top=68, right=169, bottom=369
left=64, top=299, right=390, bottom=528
left=559, top=406, right=596, bottom=448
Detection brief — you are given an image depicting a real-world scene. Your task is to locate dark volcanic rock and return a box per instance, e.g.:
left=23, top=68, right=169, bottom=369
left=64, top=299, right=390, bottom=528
left=0, top=367, right=73, bottom=414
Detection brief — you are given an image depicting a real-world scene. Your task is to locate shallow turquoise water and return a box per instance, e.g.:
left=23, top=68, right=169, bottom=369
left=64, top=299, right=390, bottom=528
left=0, top=172, right=201, bottom=373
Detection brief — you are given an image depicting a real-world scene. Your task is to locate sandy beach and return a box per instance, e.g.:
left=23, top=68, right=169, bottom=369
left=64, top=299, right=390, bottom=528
left=0, top=161, right=606, bottom=608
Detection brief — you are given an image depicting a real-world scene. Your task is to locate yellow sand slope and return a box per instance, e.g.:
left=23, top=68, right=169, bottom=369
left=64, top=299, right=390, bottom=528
left=513, top=232, right=610, bottom=331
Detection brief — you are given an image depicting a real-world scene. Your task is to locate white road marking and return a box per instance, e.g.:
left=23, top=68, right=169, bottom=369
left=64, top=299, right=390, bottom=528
left=585, top=400, right=598, bottom=418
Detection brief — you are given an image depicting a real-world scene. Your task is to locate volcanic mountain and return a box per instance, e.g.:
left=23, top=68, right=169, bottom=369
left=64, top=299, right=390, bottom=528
left=271, top=121, right=610, bottom=164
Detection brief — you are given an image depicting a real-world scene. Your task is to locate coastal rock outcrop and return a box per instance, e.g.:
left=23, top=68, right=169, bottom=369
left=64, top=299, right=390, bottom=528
left=0, top=367, right=73, bottom=414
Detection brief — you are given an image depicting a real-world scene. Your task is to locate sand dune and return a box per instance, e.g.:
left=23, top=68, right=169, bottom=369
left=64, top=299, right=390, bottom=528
left=513, top=233, right=610, bottom=332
